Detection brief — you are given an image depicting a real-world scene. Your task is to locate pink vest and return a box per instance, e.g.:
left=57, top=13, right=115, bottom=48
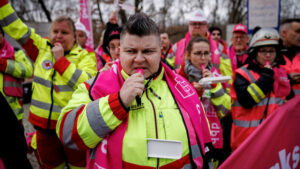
left=86, top=60, right=211, bottom=169
left=229, top=45, right=248, bottom=72
left=0, top=39, right=23, bottom=97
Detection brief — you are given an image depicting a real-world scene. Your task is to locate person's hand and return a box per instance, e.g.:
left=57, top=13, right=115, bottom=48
left=193, top=82, right=204, bottom=91
left=264, top=64, right=272, bottom=69
left=109, top=11, right=118, bottom=25
left=290, top=73, right=300, bottom=84
left=202, top=69, right=212, bottom=78
left=52, top=43, right=64, bottom=61
left=99, top=62, right=113, bottom=73
left=119, top=73, right=144, bottom=108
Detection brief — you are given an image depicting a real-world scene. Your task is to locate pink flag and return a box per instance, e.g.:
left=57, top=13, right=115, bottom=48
left=219, top=95, right=300, bottom=169
left=79, top=0, right=94, bottom=49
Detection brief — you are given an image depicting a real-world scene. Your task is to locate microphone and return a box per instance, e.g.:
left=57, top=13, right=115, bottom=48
left=136, top=69, right=143, bottom=106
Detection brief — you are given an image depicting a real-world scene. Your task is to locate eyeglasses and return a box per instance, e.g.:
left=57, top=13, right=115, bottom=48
left=232, top=35, right=246, bottom=40
left=192, top=51, right=210, bottom=57
left=258, top=49, right=276, bottom=55
left=189, top=22, right=207, bottom=26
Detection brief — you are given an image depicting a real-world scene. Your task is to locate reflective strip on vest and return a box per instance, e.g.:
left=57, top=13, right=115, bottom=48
left=3, top=80, right=22, bottom=89
left=214, top=104, right=229, bottom=115
left=232, top=97, right=284, bottom=107
left=12, top=107, right=23, bottom=116
left=86, top=99, right=112, bottom=138
left=62, top=105, right=84, bottom=150
left=6, top=61, right=15, bottom=74
left=191, top=144, right=202, bottom=159
left=240, top=67, right=256, bottom=82
left=0, top=11, right=31, bottom=45
left=5, top=96, right=17, bottom=104
left=85, top=76, right=96, bottom=86
left=18, top=62, right=26, bottom=77
left=211, top=88, right=225, bottom=98
left=31, top=99, right=62, bottom=113
left=247, top=84, right=264, bottom=103
left=87, top=72, right=92, bottom=78
left=233, top=119, right=261, bottom=128
left=0, top=11, right=18, bottom=27
left=17, top=27, right=31, bottom=45
left=68, top=69, right=82, bottom=88
left=33, top=76, right=74, bottom=92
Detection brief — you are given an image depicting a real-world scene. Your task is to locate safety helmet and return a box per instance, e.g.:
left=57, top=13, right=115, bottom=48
left=249, top=28, right=279, bottom=49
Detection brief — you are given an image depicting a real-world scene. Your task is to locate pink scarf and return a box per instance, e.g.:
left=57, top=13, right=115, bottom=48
left=86, top=60, right=211, bottom=169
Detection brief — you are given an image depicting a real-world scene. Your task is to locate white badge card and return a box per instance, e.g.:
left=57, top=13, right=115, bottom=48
left=147, top=138, right=182, bottom=159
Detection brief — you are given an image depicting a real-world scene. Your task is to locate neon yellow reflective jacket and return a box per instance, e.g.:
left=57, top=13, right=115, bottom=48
left=57, top=69, right=199, bottom=168
left=0, top=2, right=97, bottom=129
left=0, top=49, right=33, bottom=120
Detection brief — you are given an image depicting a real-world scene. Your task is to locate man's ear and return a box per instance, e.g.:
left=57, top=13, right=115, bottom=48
left=281, top=29, right=287, bottom=40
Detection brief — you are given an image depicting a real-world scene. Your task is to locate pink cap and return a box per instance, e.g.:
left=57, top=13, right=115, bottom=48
left=233, top=24, right=248, bottom=34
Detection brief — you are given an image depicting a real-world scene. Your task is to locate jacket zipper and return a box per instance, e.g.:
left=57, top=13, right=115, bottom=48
left=146, top=89, right=159, bottom=169
left=47, top=70, right=55, bottom=130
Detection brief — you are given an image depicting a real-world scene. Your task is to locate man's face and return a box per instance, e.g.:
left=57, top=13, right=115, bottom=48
left=281, top=22, right=300, bottom=48
left=50, top=21, right=76, bottom=51
left=76, top=30, right=88, bottom=48
left=231, top=32, right=249, bottom=52
left=160, top=33, right=170, bottom=49
left=211, top=30, right=221, bottom=42
left=188, top=21, right=208, bottom=37
left=120, top=33, right=161, bottom=78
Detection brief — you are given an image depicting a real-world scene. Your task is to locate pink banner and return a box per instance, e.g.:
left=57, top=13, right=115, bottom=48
left=79, top=0, right=93, bottom=49
left=219, top=95, right=300, bottom=169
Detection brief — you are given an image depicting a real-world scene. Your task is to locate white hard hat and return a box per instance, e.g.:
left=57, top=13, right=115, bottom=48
left=75, top=21, right=89, bottom=37
left=188, top=9, right=207, bottom=23
left=249, top=28, right=279, bottom=49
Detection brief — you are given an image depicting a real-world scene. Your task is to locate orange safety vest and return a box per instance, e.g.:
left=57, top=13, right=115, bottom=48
left=282, top=54, right=300, bottom=96
left=230, top=65, right=284, bottom=150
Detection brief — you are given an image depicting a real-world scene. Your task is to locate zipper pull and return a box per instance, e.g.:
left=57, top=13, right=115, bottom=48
left=149, top=88, right=161, bottom=100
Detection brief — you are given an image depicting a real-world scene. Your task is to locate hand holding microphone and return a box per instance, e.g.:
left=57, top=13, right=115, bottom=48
left=119, top=68, right=144, bottom=108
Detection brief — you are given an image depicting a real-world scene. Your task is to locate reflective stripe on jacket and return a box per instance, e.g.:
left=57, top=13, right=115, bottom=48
left=0, top=2, right=97, bottom=128
left=230, top=65, right=284, bottom=150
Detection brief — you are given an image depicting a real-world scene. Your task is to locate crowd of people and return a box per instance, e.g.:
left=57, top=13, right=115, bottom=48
left=0, top=0, right=299, bottom=168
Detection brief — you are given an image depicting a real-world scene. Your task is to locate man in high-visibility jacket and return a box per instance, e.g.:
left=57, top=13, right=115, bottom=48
left=0, top=1, right=97, bottom=168
left=0, top=27, right=33, bottom=121
left=57, top=13, right=213, bottom=169
left=280, top=19, right=300, bottom=97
